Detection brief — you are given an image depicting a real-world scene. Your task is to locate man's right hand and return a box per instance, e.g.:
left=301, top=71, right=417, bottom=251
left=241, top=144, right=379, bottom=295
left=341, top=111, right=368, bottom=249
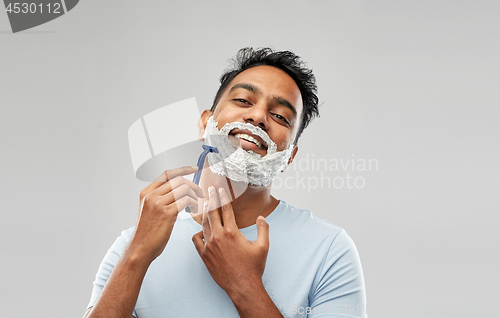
left=83, top=166, right=203, bottom=318
left=130, top=165, right=204, bottom=263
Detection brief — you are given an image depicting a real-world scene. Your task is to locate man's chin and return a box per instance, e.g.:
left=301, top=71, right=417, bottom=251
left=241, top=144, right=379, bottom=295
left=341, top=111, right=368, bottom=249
left=224, top=177, right=251, bottom=199
left=238, top=144, right=268, bottom=157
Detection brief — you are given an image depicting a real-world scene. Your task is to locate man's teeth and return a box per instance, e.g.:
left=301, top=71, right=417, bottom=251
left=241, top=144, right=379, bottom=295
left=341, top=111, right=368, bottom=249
left=234, top=133, right=262, bottom=148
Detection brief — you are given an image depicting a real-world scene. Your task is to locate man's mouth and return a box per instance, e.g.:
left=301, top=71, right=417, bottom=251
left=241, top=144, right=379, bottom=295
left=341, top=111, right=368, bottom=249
left=229, top=130, right=268, bottom=151
left=234, top=133, right=265, bottom=149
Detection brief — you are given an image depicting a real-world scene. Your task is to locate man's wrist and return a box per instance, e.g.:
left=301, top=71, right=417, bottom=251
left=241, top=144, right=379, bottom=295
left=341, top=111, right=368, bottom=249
left=227, top=277, right=284, bottom=318
left=227, top=277, right=266, bottom=306
left=122, top=243, right=155, bottom=270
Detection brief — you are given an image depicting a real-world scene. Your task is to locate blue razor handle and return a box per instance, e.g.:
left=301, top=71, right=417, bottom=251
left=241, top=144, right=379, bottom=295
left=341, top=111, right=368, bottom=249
left=185, top=145, right=218, bottom=213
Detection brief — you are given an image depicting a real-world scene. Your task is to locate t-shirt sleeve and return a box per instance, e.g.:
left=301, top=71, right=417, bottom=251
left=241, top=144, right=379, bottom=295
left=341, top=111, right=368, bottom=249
left=86, top=227, right=137, bottom=318
left=307, top=229, right=367, bottom=318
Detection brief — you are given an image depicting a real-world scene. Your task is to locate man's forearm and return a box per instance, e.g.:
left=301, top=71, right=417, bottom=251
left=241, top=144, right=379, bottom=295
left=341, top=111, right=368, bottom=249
left=228, top=279, right=284, bottom=318
left=84, top=246, right=151, bottom=318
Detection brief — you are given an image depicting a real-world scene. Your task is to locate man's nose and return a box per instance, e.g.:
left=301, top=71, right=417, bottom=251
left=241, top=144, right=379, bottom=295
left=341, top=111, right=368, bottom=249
left=242, top=103, right=269, bottom=130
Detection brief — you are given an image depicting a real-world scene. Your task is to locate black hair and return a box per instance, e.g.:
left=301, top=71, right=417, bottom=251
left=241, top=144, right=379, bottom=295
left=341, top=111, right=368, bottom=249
left=211, top=47, right=319, bottom=144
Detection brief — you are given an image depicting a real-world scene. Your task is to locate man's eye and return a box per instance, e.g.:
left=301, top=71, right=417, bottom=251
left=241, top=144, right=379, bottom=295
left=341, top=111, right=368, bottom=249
left=233, top=99, right=250, bottom=104
left=273, top=113, right=290, bottom=125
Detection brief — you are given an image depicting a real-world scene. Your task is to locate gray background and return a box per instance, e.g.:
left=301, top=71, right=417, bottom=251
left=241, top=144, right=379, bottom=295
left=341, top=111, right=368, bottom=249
left=1, top=1, right=499, bottom=317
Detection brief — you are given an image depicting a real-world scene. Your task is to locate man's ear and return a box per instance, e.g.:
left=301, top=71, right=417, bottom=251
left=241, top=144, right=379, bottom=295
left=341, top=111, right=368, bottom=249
left=198, top=110, right=212, bottom=141
left=282, top=145, right=298, bottom=172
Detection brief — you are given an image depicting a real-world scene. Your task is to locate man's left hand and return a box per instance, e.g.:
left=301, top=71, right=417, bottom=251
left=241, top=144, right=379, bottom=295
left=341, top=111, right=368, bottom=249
left=192, top=186, right=269, bottom=298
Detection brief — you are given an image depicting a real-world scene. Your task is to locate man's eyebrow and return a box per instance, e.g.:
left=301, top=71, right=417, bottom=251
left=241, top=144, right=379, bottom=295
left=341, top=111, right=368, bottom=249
left=273, top=96, right=297, bottom=118
left=228, top=83, right=262, bottom=95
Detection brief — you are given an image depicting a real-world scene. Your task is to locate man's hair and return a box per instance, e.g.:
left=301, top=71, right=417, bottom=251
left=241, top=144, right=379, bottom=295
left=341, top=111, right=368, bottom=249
left=210, top=47, right=319, bottom=144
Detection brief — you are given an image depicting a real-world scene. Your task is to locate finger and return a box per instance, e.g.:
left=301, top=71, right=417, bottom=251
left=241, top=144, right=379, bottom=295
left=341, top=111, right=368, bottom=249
left=218, top=187, right=237, bottom=229
left=141, top=166, right=199, bottom=200
left=167, top=195, right=199, bottom=215
left=161, top=165, right=199, bottom=183
left=155, top=183, right=200, bottom=212
left=155, top=176, right=204, bottom=199
left=171, top=182, right=200, bottom=205
left=201, top=201, right=211, bottom=239
left=172, top=176, right=205, bottom=198
left=255, top=216, right=270, bottom=249
left=192, top=231, right=205, bottom=254
left=181, top=195, right=200, bottom=214
left=207, top=186, right=223, bottom=233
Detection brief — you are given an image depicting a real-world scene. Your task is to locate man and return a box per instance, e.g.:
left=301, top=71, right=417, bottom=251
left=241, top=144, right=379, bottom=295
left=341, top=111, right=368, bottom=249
left=84, top=47, right=366, bottom=318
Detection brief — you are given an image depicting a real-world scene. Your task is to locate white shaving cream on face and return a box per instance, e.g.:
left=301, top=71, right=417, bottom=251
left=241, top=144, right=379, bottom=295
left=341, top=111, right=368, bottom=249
left=203, top=116, right=294, bottom=186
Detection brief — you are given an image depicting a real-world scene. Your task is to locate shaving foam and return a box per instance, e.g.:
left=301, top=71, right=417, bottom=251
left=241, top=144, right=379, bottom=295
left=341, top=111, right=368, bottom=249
left=203, top=116, right=293, bottom=186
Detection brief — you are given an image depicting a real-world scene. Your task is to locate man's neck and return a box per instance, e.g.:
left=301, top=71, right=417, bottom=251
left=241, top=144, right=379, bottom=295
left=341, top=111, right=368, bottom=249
left=191, top=161, right=278, bottom=229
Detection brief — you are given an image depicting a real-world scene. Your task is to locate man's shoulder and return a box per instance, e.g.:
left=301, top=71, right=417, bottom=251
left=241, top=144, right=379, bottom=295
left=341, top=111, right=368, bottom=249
left=274, top=200, right=345, bottom=240
left=109, top=226, right=136, bottom=249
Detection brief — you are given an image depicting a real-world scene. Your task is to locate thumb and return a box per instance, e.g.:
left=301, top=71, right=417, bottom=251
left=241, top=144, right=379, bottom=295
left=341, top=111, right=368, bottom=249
left=255, top=216, right=269, bottom=247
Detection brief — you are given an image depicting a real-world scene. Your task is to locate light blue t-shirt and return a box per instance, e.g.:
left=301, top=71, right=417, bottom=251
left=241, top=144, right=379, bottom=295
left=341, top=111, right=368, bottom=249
left=87, top=201, right=367, bottom=317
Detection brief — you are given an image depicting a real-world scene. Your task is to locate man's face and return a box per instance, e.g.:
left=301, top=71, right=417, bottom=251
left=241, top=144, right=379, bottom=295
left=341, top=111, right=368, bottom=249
left=209, top=65, right=303, bottom=157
